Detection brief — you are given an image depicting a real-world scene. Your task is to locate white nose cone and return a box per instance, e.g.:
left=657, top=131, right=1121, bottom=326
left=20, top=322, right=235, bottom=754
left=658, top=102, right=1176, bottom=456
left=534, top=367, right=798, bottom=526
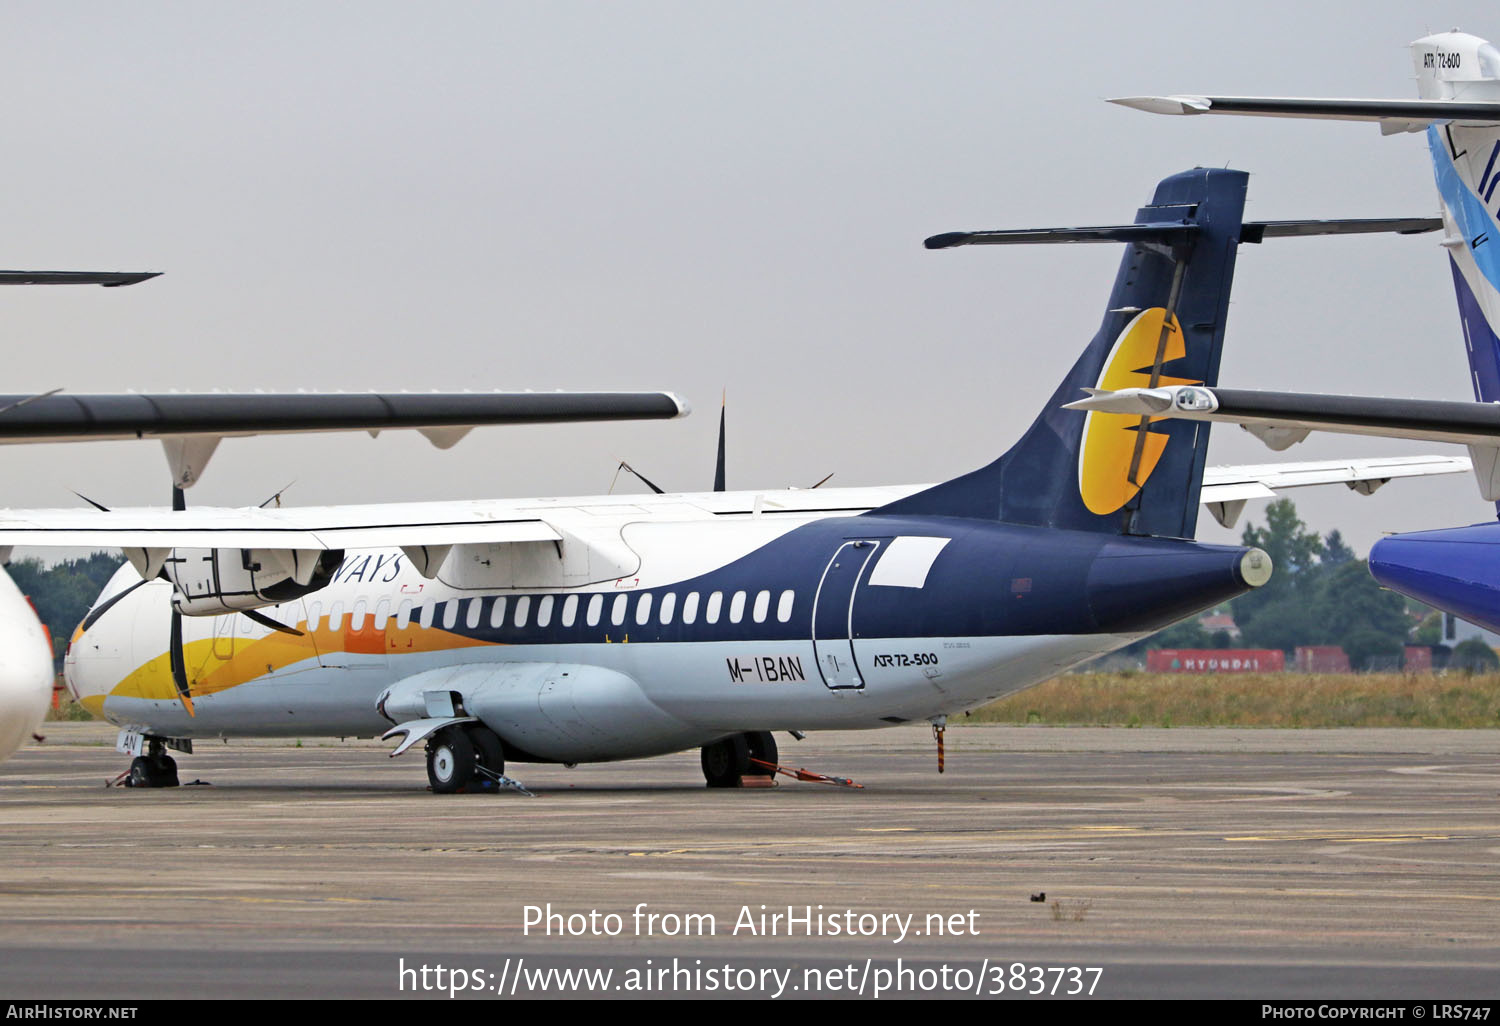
left=1239, top=547, right=1274, bottom=589
left=0, top=568, right=56, bottom=763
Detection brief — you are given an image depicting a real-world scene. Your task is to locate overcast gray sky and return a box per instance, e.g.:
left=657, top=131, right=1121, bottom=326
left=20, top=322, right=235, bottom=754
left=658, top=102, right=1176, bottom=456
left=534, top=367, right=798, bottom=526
left=2, top=0, right=1497, bottom=558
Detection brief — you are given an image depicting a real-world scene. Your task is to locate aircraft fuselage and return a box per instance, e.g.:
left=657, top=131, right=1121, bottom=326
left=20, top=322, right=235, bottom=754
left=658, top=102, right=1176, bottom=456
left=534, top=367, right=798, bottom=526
left=66, top=494, right=1262, bottom=763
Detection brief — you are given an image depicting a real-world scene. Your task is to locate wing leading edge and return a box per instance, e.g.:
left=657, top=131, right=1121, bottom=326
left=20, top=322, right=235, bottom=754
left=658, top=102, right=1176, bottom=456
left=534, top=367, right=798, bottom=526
left=0, top=390, right=689, bottom=444
left=1109, top=95, right=1500, bottom=135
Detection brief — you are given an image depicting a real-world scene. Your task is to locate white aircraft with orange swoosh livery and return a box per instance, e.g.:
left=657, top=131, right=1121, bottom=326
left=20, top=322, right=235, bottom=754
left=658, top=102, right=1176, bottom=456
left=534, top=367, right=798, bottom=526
left=0, top=267, right=688, bottom=765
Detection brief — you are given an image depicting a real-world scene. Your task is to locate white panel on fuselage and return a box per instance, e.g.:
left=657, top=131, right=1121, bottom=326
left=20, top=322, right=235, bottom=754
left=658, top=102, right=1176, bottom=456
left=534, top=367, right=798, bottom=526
left=866, top=536, right=951, bottom=589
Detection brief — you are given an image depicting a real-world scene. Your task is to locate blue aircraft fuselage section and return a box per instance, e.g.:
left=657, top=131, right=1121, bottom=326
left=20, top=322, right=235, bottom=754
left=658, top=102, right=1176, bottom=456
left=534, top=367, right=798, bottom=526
left=394, top=516, right=1260, bottom=647
left=1370, top=523, right=1500, bottom=634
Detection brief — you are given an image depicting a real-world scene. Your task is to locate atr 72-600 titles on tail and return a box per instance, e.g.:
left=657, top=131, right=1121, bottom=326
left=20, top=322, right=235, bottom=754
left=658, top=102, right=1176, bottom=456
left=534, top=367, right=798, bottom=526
left=0, top=169, right=1455, bottom=793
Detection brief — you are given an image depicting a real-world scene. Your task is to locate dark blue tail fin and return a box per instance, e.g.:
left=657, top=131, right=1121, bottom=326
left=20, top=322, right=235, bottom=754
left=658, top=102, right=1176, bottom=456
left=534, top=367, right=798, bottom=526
left=874, top=167, right=1249, bottom=539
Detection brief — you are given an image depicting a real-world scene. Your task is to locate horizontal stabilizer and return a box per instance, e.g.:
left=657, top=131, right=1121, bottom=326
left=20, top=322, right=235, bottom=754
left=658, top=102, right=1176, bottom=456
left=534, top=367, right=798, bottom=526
left=925, top=222, right=1198, bottom=249
left=928, top=219, right=1439, bottom=250
left=1241, top=218, right=1442, bottom=242
left=1110, top=95, right=1500, bottom=131
left=0, top=271, right=160, bottom=287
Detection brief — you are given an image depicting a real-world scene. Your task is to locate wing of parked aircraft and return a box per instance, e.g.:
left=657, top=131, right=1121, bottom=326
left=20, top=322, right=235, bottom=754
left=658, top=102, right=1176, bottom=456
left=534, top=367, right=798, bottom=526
left=0, top=450, right=1468, bottom=576
left=1109, top=95, right=1500, bottom=135
left=0, top=390, right=689, bottom=445
left=0, top=390, right=689, bottom=490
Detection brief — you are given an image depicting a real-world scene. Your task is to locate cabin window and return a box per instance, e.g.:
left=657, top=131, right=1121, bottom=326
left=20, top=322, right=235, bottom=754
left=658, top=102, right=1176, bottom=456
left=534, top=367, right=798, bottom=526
left=305, top=602, right=322, bottom=632
left=586, top=594, right=603, bottom=627
left=514, top=596, right=531, bottom=628
left=329, top=602, right=346, bottom=632
left=682, top=592, right=699, bottom=624
left=442, top=601, right=458, bottom=630
left=537, top=595, right=554, bottom=628
left=351, top=600, right=369, bottom=631
left=729, top=591, right=746, bottom=623
left=489, top=596, right=507, bottom=629
left=752, top=590, right=770, bottom=623
left=396, top=600, right=414, bottom=630
left=635, top=593, right=653, bottom=626
left=561, top=594, right=579, bottom=627
left=611, top=594, right=628, bottom=626
left=465, top=598, right=482, bottom=630
left=777, top=590, right=795, bottom=623
left=417, top=602, right=432, bottom=630
left=659, top=593, right=676, bottom=625
left=374, top=599, right=392, bottom=631
left=706, top=591, right=723, bottom=624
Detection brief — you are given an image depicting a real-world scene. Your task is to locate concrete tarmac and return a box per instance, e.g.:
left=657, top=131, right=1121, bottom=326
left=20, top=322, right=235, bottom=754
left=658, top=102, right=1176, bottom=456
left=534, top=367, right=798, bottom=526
left=1, top=722, right=1497, bottom=1000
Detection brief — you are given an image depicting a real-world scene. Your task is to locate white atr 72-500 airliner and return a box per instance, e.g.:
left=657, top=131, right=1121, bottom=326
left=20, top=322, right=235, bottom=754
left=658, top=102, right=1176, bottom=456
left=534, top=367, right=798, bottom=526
left=0, top=169, right=1458, bottom=791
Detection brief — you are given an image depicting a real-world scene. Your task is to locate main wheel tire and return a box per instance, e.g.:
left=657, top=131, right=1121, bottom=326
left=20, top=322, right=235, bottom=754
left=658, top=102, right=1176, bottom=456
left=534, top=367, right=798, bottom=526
left=744, top=731, right=778, bottom=776
left=467, top=725, right=506, bottom=782
left=152, top=754, right=180, bottom=788
left=701, top=735, right=750, bottom=788
left=127, top=757, right=153, bottom=788
left=427, top=729, right=476, bottom=794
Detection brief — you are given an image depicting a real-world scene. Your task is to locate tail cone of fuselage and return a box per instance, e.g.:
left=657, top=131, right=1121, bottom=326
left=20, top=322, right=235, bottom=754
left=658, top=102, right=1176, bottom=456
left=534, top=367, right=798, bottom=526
left=1370, top=524, right=1500, bottom=634
left=1086, top=539, right=1271, bottom=634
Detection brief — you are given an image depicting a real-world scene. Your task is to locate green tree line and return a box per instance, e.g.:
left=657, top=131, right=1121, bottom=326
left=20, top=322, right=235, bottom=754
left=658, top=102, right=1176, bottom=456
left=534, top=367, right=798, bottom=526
left=7, top=553, right=125, bottom=668
left=1138, top=498, right=1498, bottom=671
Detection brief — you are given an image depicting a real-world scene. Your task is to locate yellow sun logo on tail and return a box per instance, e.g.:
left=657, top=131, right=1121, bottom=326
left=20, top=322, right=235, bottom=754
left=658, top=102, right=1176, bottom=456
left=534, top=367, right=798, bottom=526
left=1078, top=308, right=1198, bottom=515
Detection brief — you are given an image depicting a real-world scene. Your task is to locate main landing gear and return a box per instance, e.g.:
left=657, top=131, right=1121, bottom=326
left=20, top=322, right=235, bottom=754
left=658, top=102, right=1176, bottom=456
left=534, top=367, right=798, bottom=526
left=426, top=723, right=507, bottom=794
left=125, top=739, right=180, bottom=788
left=700, top=731, right=778, bottom=788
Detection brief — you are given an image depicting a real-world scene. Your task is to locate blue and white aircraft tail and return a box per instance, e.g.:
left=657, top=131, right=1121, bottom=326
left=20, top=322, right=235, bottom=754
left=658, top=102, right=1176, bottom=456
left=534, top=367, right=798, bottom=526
left=1415, top=34, right=1500, bottom=409
left=881, top=169, right=1246, bottom=540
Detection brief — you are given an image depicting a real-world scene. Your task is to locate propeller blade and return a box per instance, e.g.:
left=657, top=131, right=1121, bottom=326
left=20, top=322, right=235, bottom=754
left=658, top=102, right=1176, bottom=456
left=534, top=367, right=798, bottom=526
left=167, top=610, right=195, bottom=717
left=162, top=481, right=195, bottom=715
left=0, top=387, right=63, bottom=417
left=241, top=608, right=305, bottom=637
left=713, top=391, right=726, bottom=493
left=70, top=490, right=111, bottom=512
left=615, top=459, right=666, bottom=495
left=79, top=578, right=150, bottom=632
left=258, top=481, right=295, bottom=509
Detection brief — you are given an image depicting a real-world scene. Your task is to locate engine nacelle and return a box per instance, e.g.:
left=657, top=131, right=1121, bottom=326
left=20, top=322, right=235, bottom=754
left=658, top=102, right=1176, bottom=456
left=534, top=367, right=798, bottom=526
left=163, top=547, right=344, bottom=616
left=376, top=662, right=702, bottom=763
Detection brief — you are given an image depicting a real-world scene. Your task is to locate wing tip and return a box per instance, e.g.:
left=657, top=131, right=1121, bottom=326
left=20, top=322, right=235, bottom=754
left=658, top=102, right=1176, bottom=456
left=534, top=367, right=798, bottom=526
left=1108, top=95, right=1209, bottom=115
